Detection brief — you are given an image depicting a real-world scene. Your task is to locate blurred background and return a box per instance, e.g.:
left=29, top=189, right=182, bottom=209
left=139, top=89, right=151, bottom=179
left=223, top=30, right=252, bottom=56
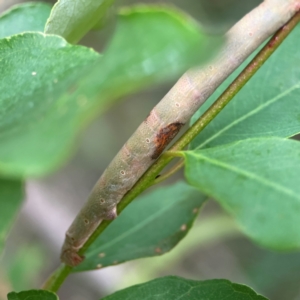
left=1, top=0, right=300, bottom=299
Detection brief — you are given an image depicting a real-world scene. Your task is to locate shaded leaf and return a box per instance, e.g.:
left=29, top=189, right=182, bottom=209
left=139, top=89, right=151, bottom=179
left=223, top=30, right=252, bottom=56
left=190, top=24, right=300, bottom=150
left=0, top=6, right=221, bottom=178
left=74, top=182, right=206, bottom=272
left=0, top=180, right=23, bottom=254
left=45, top=0, right=115, bottom=43
left=0, top=2, right=52, bottom=38
left=7, top=290, right=58, bottom=300
left=183, top=138, right=300, bottom=250
left=119, top=215, right=240, bottom=288
left=102, top=276, right=267, bottom=300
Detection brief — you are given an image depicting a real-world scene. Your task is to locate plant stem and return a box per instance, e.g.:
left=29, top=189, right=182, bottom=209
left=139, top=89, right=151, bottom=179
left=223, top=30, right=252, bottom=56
left=42, top=265, right=72, bottom=292
left=42, top=11, right=300, bottom=293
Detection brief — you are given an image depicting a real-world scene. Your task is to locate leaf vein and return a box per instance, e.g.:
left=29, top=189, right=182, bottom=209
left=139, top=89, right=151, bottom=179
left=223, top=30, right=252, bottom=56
left=188, top=151, right=300, bottom=201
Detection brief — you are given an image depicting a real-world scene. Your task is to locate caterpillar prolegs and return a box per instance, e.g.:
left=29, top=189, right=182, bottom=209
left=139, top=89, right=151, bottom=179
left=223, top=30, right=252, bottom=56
left=61, top=0, right=300, bottom=266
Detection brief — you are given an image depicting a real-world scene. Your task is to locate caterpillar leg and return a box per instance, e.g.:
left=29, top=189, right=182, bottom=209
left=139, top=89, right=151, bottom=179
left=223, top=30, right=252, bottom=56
left=104, top=206, right=117, bottom=220
left=60, top=207, right=117, bottom=266
left=61, top=248, right=84, bottom=267
left=61, top=231, right=85, bottom=267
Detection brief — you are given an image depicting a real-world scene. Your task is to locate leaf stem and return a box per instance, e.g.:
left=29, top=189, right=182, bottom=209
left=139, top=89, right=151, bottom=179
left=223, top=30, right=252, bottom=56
left=42, top=264, right=72, bottom=292
left=42, top=11, right=300, bottom=293
left=152, top=158, right=184, bottom=185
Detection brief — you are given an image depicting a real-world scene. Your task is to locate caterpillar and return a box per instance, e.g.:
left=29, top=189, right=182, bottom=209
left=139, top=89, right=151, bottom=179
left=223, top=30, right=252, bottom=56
left=61, top=0, right=300, bottom=266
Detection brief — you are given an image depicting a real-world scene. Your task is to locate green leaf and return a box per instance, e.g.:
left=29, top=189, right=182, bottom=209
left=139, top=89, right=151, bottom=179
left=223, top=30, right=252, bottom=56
left=0, top=33, right=99, bottom=177
left=0, top=180, right=23, bottom=254
left=45, top=0, right=115, bottom=43
left=102, top=276, right=267, bottom=300
left=119, top=215, right=240, bottom=288
left=0, top=7, right=221, bottom=178
left=0, top=2, right=52, bottom=38
left=74, top=182, right=206, bottom=272
left=7, top=290, right=58, bottom=300
left=183, top=138, right=300, bottom=250
left=190, top=24, right=300, bottom=150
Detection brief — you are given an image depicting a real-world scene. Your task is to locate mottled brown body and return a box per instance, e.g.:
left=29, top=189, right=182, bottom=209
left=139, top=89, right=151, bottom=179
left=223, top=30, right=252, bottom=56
left=61, top=119, right=185, bottom=266
left=151, top=122, right=184, bottom=159
left=61, top=0, right=300, bottom=267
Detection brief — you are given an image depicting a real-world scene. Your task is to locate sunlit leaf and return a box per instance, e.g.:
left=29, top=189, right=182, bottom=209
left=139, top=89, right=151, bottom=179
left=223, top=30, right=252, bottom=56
left=183, top=138, right=300, bottom=250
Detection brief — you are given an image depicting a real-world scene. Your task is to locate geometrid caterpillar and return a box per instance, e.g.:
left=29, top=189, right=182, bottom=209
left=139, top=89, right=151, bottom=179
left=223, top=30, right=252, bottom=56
left=61, top=0, right=300, bottom=266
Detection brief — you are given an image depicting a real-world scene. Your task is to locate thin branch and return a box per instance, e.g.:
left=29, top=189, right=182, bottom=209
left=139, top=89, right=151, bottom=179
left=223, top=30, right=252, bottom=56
left=43, top=9, right=300, bottom=294
left=42, top=265, right=72, bottom=292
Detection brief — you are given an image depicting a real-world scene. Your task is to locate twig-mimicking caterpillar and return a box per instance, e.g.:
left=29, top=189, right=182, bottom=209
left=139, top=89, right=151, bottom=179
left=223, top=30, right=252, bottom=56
left=61, top=0, right=300, bottom=266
